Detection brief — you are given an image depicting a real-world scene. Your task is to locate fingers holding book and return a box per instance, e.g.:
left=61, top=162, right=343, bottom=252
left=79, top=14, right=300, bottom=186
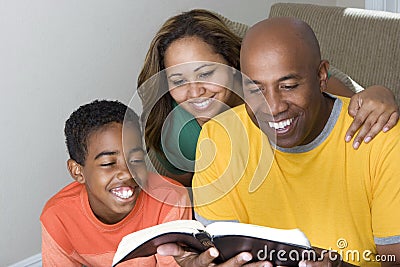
left=157, top=243, right=273, bottom=267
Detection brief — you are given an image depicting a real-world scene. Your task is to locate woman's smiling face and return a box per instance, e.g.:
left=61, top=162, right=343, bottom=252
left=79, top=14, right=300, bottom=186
left=164, top=36, right=235, bottom=126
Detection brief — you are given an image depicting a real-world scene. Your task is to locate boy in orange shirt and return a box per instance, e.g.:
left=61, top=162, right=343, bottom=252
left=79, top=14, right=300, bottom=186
left=40, top=100, right=191, bottom=266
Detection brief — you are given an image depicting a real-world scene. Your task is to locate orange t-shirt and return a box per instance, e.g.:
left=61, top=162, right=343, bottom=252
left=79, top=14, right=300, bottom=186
left=40, top=172, right=191, bottom=266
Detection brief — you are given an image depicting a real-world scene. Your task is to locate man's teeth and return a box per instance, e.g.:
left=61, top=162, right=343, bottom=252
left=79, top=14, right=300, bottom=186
left=111, top=188, right=134, bottom=199
left=268, top=118, right=294, bottom=130
left=192, top=99, right=212, bottom=108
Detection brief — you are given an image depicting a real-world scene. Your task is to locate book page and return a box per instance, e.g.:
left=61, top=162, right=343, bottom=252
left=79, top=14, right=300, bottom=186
left=205, top=222, right=311, bottom=248
left=113, top=220, right=204, bottom=265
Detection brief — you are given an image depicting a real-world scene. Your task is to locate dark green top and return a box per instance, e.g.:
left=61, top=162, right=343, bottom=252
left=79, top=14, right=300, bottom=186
left=156, top=101, right=201, bottom=175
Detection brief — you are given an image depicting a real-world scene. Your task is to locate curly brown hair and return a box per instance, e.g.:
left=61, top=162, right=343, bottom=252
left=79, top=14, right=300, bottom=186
left=64, top=100, right=140, bottom=165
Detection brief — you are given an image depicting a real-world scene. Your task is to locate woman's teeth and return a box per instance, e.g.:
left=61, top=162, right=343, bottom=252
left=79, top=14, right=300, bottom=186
left=191, top=98, right=213, bottom=108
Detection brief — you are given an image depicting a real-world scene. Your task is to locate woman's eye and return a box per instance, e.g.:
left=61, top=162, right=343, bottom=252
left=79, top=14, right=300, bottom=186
left=171, top=79, right=186, bottom=86
left=199, top=70, right=214, bottom=79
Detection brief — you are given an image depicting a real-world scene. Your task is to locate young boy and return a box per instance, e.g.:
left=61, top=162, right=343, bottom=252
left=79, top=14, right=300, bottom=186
left=40, top=100, right=191, bottom=266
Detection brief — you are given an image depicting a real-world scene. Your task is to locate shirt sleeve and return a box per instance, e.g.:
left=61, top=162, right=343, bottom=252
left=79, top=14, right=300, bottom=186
left=160, top=186, right=192, bottom=223
left=154, top=183, right=191, bottom=267
left=41, top=224, right=82, bottom=267
left=370, top=127, right=400, bottom=244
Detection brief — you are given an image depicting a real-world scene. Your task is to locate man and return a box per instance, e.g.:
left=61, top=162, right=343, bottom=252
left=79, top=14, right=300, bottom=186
left=158, top=17, right=400, bottom=267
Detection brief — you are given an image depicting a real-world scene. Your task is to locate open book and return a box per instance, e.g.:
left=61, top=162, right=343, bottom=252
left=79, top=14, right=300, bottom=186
left=112, top=220, right=314, bottom=266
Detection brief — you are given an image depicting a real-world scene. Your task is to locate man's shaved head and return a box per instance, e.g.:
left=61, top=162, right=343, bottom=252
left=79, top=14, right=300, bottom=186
left=241, top=17, right=322, bottom=77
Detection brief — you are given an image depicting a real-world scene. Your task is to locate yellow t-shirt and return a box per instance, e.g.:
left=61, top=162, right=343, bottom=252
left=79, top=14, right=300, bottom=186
left=193, top=96, right=400, bottom=266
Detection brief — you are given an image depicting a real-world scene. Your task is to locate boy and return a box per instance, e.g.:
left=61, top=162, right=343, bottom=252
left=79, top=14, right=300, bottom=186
left=40, top=100, right=191, bottom=266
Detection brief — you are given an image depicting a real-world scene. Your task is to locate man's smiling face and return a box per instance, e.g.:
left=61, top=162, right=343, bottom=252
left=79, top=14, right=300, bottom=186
left=241, top=18, right=329, bottom=148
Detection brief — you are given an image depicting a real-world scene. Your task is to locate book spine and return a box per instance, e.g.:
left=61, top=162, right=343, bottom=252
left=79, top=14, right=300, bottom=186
left=194, top=231, right=215, bottom=249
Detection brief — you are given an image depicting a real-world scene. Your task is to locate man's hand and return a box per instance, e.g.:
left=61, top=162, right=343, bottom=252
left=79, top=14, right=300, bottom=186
left=157, top=243, right=272, bottom=267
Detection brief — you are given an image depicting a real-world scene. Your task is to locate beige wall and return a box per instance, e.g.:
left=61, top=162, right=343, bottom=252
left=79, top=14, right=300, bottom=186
left=336, top=0, right=365, bottom=8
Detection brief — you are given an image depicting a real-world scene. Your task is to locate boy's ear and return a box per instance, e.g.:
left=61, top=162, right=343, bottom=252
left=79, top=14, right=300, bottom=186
left=318, top=60, right=330, bottom=93
left=67, top=159, right=85, bottom=184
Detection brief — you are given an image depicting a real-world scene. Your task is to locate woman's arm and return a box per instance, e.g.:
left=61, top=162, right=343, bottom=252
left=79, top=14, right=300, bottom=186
left=326, top=76, right=354, bottom=97
left=326, top=77, right=399, bottom=149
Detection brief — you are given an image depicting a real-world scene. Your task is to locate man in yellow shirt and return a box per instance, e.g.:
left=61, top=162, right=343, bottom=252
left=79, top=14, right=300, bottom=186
left=158, top=17, right=400, bottom=266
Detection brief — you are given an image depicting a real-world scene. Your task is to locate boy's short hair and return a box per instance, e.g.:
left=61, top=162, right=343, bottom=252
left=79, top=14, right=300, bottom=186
left=64, top=100, right=140, bottom=165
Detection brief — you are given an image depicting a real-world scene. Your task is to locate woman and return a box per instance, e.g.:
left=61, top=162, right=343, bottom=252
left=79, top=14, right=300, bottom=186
left=137, top=9, right=398, bottom=187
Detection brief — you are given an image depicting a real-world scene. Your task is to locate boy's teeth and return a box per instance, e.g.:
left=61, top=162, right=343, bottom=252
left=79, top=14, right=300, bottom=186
left=111, top=188, right=134, bottom=199
left=268, top=118, right=293, bottom=130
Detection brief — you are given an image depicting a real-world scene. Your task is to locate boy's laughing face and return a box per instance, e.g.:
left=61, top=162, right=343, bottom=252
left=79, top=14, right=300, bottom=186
left=69, top=122, right=147, bottom=224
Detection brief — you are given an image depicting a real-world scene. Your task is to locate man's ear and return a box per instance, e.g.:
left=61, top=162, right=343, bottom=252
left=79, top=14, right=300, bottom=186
left=67, top=159, right=85, bottom=184
left=318, top=60, right=330, bottom=93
